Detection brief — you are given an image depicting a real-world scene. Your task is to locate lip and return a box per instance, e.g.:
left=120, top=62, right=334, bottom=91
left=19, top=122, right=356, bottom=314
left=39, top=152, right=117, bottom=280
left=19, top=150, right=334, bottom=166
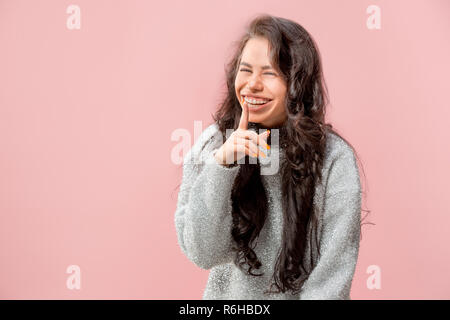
left=243, top=97, right=272, bottom=112
left=241, top=94, right=273, bottom=101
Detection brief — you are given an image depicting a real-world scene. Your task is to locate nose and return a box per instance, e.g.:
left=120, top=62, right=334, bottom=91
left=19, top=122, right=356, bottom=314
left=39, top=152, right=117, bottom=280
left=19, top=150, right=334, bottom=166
left=247, top=74, right=264, bottom=91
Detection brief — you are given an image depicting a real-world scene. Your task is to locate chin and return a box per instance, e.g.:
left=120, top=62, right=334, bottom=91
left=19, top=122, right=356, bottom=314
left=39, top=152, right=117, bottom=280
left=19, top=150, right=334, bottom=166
left=249, top=112, right=270, bottom=123
left=248, top=118, right=269, bottom=128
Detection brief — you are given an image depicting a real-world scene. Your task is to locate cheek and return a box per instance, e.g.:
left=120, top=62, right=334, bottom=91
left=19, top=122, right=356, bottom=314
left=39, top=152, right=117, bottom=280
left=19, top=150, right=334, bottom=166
left=235, top=76, right=244, bottom=88
left=275, top=88, right=287, bottom=103
left=272, top=99, right=286, bottom=115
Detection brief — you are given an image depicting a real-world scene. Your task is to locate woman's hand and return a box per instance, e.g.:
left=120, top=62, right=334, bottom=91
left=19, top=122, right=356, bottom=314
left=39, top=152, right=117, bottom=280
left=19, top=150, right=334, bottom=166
left=214, top=97, right=271, bottom=167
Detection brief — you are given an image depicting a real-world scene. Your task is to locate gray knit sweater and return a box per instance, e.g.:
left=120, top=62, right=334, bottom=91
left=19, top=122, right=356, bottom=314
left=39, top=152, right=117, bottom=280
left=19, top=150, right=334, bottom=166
left=174, top=123, right=362, bottom=300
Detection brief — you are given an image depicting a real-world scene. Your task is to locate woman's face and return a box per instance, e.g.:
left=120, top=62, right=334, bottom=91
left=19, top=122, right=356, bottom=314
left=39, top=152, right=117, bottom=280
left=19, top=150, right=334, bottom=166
left=235, top=36, right=288, bottom=128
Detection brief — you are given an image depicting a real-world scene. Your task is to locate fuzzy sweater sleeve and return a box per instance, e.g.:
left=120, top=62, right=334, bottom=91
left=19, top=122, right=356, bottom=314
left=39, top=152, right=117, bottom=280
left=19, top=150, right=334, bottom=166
left=298, top=142, right=362, bottom=300
left=174, top=124, right=240, bottom=270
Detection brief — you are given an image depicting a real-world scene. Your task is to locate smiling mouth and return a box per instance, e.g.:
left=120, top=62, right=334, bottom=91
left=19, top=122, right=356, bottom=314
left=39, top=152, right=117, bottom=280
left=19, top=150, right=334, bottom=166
left=242, top=95, right=272, bottom=105
left=246, top=99, right=272, bottom=111
left=243, top=97, right=272, bottom=112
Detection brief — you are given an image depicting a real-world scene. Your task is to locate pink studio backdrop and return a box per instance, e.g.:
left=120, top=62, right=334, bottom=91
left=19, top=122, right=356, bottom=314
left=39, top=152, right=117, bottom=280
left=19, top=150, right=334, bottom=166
left=0, top=0, right=449, bottom=299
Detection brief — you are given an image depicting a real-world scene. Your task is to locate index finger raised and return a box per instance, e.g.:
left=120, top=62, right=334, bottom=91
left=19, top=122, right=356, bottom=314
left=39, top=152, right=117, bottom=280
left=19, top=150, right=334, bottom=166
left=238, top=97, right=249, bottom=130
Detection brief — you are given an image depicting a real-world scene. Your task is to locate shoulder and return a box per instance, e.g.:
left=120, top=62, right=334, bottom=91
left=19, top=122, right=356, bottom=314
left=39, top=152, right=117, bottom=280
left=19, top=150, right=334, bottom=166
left=324, top=131, right=355, bottom=162
left=322, top=131, right=361, bottom=195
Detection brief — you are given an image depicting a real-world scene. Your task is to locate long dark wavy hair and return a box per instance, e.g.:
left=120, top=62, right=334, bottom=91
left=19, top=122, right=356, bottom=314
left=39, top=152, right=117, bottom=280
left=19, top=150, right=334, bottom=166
left=202, top=14, right=372, bottom=295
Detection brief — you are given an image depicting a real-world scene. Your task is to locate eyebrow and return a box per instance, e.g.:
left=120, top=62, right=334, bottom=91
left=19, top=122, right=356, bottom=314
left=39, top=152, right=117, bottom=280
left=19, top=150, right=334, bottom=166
left=239, top=61, right=273, bottom=70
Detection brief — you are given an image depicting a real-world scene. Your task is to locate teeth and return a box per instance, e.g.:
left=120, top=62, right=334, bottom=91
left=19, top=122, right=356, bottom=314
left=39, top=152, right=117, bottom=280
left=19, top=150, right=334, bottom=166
left=244, top=96, right=270, bottom=105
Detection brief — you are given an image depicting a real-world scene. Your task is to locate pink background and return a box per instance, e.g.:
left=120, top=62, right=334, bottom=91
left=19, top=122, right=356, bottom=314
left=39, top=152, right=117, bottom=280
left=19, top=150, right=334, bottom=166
left=1, top=0, right=449, bottom=299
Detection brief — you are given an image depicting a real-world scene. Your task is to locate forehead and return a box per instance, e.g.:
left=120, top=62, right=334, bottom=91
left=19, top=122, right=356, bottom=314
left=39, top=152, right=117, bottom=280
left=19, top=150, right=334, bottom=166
left=240, top=37, right=273, bottom=66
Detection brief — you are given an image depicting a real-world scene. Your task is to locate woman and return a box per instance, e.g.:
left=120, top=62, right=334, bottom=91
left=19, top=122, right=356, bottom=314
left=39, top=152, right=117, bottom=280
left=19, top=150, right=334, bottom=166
left=174, top=14, right=365, bottom=300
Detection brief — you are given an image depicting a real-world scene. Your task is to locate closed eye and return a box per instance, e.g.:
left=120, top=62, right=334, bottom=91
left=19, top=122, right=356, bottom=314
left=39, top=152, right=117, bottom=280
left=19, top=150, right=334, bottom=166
left=239, top=68, right=276, bottom=76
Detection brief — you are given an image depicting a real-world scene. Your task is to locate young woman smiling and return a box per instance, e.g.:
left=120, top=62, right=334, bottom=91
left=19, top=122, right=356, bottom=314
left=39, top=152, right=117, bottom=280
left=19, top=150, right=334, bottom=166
left=174, top=14, right=367, bottom=300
